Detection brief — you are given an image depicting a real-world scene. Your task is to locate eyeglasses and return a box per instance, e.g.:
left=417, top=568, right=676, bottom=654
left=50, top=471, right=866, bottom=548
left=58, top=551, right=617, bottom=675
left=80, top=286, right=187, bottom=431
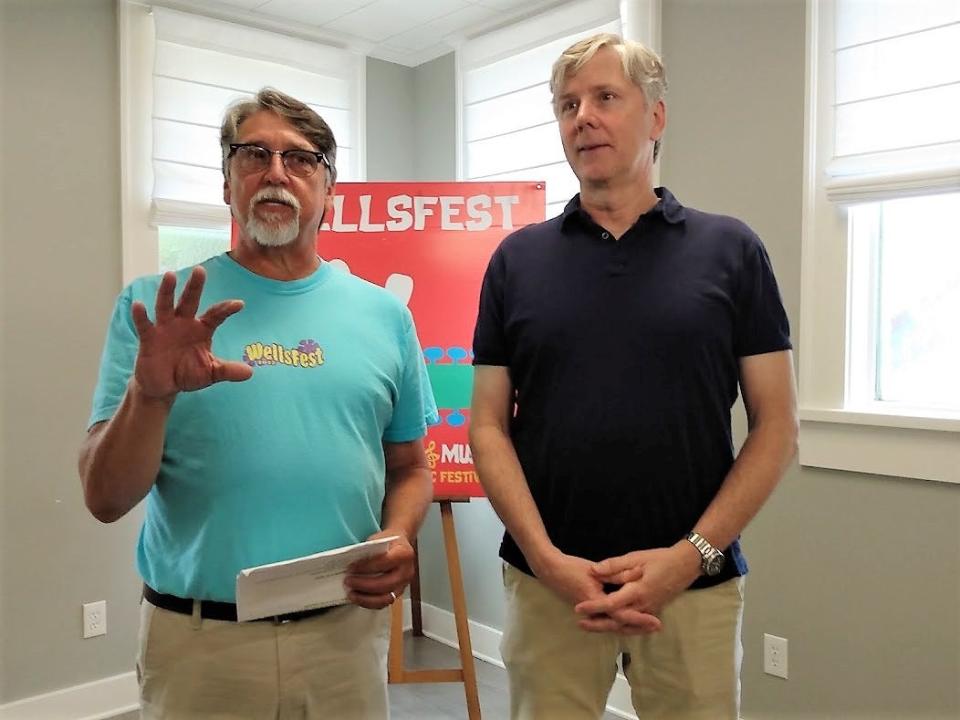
left=227, top=143, right=331, bottom=178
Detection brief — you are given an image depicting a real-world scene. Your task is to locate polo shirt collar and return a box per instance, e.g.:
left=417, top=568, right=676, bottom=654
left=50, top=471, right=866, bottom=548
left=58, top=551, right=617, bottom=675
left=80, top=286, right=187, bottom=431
left=561, top=186, right=687, bottom=230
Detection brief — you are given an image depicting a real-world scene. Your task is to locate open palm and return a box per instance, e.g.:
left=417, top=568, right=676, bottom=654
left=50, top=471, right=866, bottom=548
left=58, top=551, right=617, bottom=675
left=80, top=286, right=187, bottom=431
left=131, top=266, right=252, bottom=401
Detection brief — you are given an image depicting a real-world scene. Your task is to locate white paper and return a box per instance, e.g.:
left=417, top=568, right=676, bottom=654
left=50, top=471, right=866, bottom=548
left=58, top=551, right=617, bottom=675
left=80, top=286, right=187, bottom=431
left=235, top=536, right=397, bottom=622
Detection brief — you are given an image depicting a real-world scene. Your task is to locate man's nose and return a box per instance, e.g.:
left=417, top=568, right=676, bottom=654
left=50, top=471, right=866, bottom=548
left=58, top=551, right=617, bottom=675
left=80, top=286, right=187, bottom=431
left=263, top=152, right=290, bottom=183
left=575, top=99, right=598, bottom=128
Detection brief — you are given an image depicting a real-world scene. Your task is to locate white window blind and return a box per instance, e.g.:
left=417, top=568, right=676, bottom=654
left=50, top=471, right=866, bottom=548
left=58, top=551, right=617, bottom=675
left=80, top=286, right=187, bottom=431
left=827, top=0, right=960, bottom=201
left=459, top=0, right=620, bottom=219
left=797, top=0, right=960, bottom=484
left=150, top=7, right=364, bottom=226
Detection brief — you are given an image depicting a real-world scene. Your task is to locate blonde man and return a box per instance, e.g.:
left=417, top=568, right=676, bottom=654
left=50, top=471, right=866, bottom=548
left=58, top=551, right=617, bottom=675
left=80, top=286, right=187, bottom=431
left=471, top=34, right=798, bottom=719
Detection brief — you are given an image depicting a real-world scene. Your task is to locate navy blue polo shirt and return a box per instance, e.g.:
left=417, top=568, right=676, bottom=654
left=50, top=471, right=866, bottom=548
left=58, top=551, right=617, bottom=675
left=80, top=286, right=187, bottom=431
left=472, top=187, right=791, bottom=589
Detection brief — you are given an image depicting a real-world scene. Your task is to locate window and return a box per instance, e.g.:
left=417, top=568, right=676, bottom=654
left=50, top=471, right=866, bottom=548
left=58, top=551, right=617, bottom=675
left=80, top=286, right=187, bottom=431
left=458, top=0, right=648, bottom=218
left=800, top=0, right=960, bottom=483
left=158, top=226, right=231, bottom=274
left=119, top=2, right=364, bottom=280
left=849, top=193, right=960, bottom=410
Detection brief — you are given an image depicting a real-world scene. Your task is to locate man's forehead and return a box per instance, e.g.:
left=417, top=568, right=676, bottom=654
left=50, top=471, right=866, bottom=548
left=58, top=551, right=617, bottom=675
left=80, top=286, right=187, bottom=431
left=236, top=110, right=315, bottom=149
left=559, top=49, right=629, bottom=92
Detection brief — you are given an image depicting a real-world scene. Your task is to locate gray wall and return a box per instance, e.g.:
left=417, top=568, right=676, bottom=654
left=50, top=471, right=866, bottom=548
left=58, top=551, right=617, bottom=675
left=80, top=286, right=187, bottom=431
left=365, top=58, right=416, bottom=182
left=413, top=54, right=457, bottom=181
left=366, top=53, right=457, bottom=182
left=0, top=0, right=144, bottom=703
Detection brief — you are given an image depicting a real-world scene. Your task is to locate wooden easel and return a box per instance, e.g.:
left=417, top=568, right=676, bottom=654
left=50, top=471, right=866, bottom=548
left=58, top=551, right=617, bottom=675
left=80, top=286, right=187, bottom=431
left=388, top=497, right=481, bottom=720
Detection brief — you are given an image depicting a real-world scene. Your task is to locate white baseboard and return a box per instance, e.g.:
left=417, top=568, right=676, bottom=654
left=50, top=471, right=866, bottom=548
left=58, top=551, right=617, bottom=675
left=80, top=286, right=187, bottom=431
left=0, top=672, right=138, bottom=720
left=411, top=600, right=639, bottom=720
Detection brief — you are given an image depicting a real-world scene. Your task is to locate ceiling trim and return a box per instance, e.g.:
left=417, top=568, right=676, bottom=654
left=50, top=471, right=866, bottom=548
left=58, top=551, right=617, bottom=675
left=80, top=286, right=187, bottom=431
left=132, top=0, right=585, bottom=68
left=132, top=0, right=375, bottom=56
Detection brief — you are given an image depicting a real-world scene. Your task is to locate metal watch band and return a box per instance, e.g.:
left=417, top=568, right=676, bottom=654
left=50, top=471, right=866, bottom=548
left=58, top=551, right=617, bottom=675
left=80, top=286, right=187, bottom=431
left=687, top=531, right=714, bottom=556
left=685, top=531, right=724, bottom=575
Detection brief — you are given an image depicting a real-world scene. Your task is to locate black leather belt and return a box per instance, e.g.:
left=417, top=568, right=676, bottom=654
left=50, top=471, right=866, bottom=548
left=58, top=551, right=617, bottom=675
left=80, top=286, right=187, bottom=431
left=143, top=584, right=336, bottom=623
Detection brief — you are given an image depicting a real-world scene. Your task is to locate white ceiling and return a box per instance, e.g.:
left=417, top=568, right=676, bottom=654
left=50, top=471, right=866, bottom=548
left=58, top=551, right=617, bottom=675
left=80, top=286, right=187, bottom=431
left=161, top=0, right=567, bottom=67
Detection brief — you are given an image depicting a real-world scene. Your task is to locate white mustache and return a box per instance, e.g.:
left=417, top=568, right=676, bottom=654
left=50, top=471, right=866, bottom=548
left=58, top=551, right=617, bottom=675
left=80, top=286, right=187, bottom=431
left=250, top=187, right=301, bottom=212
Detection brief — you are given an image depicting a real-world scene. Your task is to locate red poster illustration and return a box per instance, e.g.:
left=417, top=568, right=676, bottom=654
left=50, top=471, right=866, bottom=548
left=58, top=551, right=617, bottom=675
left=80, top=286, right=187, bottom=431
left=235, top=182, right=546, bottom=497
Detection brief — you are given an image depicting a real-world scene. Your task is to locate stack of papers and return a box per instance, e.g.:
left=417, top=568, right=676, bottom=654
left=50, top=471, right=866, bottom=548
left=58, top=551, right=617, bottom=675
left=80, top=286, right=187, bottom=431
left=235, top=536, right=397, bottom=622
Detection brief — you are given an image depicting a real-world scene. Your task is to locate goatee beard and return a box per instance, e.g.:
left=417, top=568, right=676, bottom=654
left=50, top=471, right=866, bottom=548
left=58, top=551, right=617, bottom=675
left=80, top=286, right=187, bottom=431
left=246, top=215, right=299, bottom=247
left=244, top=187, right=301, bottom=247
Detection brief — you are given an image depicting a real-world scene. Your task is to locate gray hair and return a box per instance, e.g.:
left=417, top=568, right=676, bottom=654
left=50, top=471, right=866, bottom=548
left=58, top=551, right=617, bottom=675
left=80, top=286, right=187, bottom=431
left=550, top=33, right=667, bottom=161
left=220, top=87, right=338, bottom=184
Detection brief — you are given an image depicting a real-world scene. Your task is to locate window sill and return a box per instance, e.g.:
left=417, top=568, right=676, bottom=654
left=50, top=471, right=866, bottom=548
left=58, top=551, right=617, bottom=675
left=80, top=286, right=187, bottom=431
left=799, top=407, right=960, bottom=485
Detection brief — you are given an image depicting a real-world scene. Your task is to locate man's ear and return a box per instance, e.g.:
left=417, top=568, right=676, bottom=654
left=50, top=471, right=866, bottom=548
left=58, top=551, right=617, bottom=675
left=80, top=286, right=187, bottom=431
left=322, top=182, right=336, bottom=225
left=223, top=174, right=232, bottom=206
left=651, top=99, right=667, bottom=141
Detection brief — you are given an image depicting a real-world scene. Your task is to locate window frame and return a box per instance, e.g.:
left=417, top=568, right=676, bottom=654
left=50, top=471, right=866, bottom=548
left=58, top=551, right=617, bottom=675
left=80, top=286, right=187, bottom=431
left=454, top=0, right=660, bottom=196
left=799, top=0, right=960, bottom=484
left=117, top=0, right=366, bottom=284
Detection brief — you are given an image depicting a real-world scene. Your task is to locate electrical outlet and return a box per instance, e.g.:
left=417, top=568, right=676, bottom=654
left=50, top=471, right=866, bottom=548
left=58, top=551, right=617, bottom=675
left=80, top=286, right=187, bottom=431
left=763, top=633, right=788, bottom=679
left=83, top=600, right=107, bottom=638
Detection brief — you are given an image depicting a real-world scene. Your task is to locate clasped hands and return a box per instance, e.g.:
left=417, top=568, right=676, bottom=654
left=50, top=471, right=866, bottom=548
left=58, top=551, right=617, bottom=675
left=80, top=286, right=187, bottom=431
left=537, top=542, right=703, bottom=635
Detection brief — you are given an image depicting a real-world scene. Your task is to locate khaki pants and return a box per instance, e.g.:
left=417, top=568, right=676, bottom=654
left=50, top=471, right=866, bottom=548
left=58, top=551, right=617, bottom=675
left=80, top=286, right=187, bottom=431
left=501, top=564, right=744, bottom=720
left=137, top=599, right=390, bottom=720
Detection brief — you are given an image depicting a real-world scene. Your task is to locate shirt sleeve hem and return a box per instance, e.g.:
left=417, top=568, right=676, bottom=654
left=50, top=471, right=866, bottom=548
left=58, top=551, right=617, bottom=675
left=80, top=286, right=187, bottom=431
left=471, top=356, right=508, bottom=366
left=382, top=412, right=439, bottom=443
left=736, top=340, right=793, bottom=358
left=87, top=407, right=118, bottom=431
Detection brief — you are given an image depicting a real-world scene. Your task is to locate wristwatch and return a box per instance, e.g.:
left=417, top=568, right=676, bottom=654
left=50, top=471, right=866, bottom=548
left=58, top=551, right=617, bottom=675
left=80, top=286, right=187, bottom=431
left=685, top=532, right=725, bottom=576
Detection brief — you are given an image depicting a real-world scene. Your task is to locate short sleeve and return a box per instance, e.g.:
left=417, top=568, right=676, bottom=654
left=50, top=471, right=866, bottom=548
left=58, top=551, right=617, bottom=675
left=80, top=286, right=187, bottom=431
left=472, top=246, right=509, bottom=366
left=382, top=309, right=440, bottom=443
left=734, top=233, right=792, bottom=357
left=88, top=288, right=139, bottom=428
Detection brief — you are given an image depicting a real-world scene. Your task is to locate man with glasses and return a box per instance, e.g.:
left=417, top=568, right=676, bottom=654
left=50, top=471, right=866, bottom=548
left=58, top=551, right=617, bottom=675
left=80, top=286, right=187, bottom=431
left=80, top=88, right=438, bottom=719
left=470, top=34, right=798, bottom=719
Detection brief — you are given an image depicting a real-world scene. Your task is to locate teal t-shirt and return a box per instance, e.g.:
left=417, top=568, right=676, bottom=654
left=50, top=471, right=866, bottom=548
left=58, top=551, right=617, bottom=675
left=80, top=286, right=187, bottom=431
left=89, top=254, right=439, bottom=602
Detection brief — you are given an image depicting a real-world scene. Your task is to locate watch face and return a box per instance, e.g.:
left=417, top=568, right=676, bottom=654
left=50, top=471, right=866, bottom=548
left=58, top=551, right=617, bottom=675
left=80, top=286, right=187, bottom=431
left=705, top=553, right=725, bottom=576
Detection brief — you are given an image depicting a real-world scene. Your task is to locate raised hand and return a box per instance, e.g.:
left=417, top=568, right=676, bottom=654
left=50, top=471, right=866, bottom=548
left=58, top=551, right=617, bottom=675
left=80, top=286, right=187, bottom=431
left=130, top=266, right=252, bottom=401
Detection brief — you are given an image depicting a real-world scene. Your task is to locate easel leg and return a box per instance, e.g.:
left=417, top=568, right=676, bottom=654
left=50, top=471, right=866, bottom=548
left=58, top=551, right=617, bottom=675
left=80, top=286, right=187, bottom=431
left=387, top=594, right=405, bottom=683
left=440, top=501, right=482, bottom=720
left=411, top=536, right=423, bottom=637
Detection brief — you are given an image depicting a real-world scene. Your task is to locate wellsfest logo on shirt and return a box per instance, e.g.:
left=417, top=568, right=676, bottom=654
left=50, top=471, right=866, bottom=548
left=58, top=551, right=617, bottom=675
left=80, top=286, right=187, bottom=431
left=242, top=339, right=325, bottom=368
